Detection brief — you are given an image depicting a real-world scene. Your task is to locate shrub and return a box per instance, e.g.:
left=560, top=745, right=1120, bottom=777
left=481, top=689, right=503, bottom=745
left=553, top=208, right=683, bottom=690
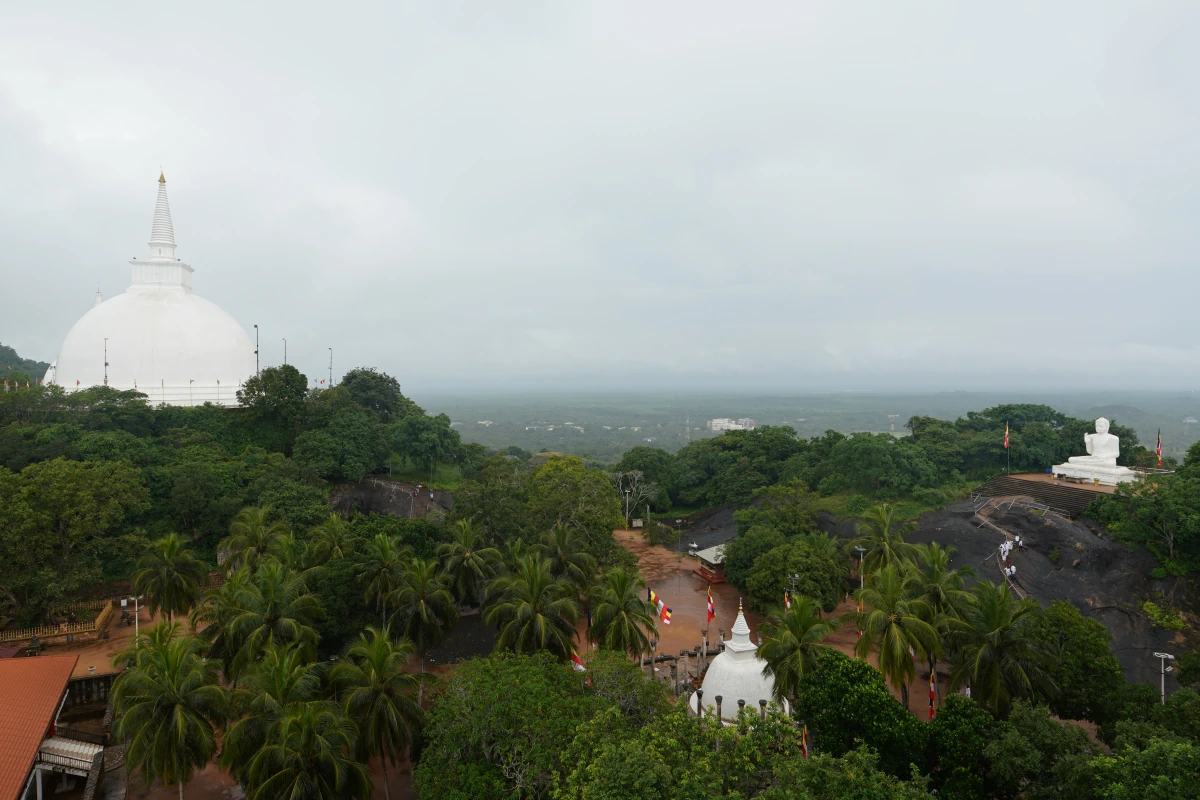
left=1142, top=601, right=1185, bottom=631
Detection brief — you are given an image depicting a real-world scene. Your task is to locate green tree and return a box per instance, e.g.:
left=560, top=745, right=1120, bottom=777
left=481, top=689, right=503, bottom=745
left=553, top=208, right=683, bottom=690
left=236, top=364, right=309, bottom=454
left=758, top=595, right=840, bottom=704
left=723, top=525, right=787, bottom=591
left=332, top=628, right=423, bottom=800
left=744, top=536, right=847, bottom=613
left=536, top=523, right=597, bottom=589
left=219, top=505, right=291, bottom=574
left=947, top=581, right=1054, bottom=718
left=340, top=366, right=423, bottom=423
left=437, top=519, right=500, bottom=606
left=525, top=456, right=624, bottom=562
left=132, top=533, right=207, bottom=623
left=1030, top=600, right=1125, bottom=724
left=612, top=446, right=679, bottom=507
left=910, top=541, right=974, bottom=698
left=111, top=631, right=229, bottom=799
left=355, top=534, right=410, bottom=629
left=243, top=702, right=372, bottom=800
left=391, top=413, right=461, bottom=481
left=850, top=564, right=940, bottom=707
left=214, top=561, right=324, bottom=679
left=845, top=503, right=919, bottom=576
left=587, top=566, right=658, bottom=657
left=486, top=555, right=581, bottom=661
left=387, top=557, right=459, bottom=675
left=306, top=513, right=358, bottom=566
left=927, top=695, right=1003, bottom=800
left=732, top=479, right=820, bottom=537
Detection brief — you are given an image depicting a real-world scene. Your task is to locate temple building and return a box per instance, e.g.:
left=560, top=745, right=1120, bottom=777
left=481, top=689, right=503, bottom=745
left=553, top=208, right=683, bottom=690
left=689, top=602, right=789, bottom=720
left=43, top=174, right=255, bottom=406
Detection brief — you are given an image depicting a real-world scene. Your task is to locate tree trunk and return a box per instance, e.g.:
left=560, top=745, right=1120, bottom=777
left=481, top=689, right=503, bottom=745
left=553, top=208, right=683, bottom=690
left=930, top=655, right=941, bottom=704
left=418, top=655, right=425, bottom=706
left=179, top=780, right=184, bottom=800
left=380, top=735, right=391, bottom=800
left=900, top=682, right=909, bottom=709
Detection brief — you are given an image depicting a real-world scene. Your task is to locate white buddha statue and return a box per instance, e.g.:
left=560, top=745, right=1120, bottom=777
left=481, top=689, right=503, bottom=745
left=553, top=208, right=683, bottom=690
left=1052, top=417, right=1138, bottom=485
left=1068, top=417, right=1120, bottom=466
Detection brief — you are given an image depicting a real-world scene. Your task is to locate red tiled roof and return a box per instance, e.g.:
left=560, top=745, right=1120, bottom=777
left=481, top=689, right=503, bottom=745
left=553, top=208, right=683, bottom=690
left=0, top=655, right=79, bottom=800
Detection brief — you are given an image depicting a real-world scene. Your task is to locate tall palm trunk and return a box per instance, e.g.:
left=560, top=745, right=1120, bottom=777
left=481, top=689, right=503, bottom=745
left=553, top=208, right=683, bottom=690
left=380, top=734, right=391, bottom=800
left=418, top=655, right=425, bottom=705
left=900, top=683, right=909, bottom=708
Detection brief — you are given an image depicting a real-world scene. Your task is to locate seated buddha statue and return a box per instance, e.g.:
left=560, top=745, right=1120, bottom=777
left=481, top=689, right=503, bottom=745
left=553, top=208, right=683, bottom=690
left=1067, top=417, right=1120, bottom=467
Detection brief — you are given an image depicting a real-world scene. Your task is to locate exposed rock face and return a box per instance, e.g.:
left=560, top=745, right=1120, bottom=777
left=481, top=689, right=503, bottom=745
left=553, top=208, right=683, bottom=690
left=328, top=476, right=453, bottom=519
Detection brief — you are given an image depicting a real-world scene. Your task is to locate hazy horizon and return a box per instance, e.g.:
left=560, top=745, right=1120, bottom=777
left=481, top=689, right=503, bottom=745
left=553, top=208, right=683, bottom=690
left=3, top=2, right=1198, bottom=393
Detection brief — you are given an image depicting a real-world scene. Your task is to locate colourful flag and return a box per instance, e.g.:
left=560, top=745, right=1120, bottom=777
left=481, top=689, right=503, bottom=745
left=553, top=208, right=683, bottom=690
left=1004, top=422, right=1009, bottom=450
left=1157, top=429, right=1163, bottom=469
left=784, top=590, right=791, bottom=611
left=571, top=653, right=586, bottom=672
left=706, top=586, right=715, bottom=624
left=660, top=606, right=672, bottom=625
left=650, top=590, right=664, bottom=615
left=801, top=725, right=808, bottom=759
left=929, top=669, right=936, bottom=720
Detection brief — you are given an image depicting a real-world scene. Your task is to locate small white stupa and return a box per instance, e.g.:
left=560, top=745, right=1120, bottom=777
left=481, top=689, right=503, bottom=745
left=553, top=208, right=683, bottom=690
left=45, top=173, right=255, bottom=406
left=689, top=600, right=789, bottom=720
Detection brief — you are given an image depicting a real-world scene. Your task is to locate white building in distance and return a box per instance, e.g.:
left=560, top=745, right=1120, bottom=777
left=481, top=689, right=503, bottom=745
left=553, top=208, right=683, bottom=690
left=708, top=418, right=757, bottom=432
left=44, top=174, right=255, bottom=406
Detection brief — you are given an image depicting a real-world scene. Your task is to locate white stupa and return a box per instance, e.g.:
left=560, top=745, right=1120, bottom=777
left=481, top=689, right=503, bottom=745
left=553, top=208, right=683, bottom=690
left=45, top=173, right=255, bottom=406
left=689, top=601, right=790, bottom=720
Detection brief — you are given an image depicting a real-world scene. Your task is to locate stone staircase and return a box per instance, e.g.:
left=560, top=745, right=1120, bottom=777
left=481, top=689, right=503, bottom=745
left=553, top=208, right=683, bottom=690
left=974, top=476, right=1102, bottom=518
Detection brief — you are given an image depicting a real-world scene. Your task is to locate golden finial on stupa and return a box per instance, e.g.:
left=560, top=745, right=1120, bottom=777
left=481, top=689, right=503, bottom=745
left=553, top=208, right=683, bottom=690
left=738, top=597, right=743, bottom=614
left=159, top=169, right=165, bottom=184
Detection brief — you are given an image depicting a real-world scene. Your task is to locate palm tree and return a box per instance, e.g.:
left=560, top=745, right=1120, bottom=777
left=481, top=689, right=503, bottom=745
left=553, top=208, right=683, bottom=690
left=437, top=519, right=499, bottom=607
left=850, top=564, right=940, bottom=707
left=190, top=568, right=252, bottom=674
left=307, top=513, right=358, bottom=566
left=243, top=701, right=372, bottom=800
left=224, top=561, right=324, bottom=679
left=266, top=532, right=310, bottom=575
left=946, top=581, right=1055, bottom=718
left=111, top=632, right=229, bottom=799
left=220, top=642, right=324, bottom=786
left=486, top=555, right=580, bottom=662
left=112, top=620, right=185, bottom=670
left=587, top=566, right=657, bottom=657
left=845, top=503, right=918, bottom=577
left=387, top=558, right=458, bottom=703
left=331, top=628, right=423, bottom=800
left=536, top=524, right=597, bottom=589
left=355, top=534, right=409, bottom=629
left=910, top=542, right=975, bottom=700
left=219, top=506, right=291, bottom=573
left=132, top=533, right=207, bottom=624
left=759, top=595, right=840, bottom=704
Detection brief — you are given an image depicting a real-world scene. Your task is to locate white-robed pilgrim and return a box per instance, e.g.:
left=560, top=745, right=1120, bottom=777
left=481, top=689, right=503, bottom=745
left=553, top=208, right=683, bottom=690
left=44, top=173, right=255, bottom=406
left=689, top=601, right=790, bottom=720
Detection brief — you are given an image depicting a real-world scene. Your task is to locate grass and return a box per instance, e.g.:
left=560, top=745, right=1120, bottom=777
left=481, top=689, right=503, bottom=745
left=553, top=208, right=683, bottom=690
left=384, top=455, right=462, bottom=490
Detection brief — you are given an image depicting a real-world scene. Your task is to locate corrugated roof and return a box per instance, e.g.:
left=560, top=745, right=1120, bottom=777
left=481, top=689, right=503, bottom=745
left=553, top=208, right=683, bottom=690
left=0, top=655, right=79, bottom=800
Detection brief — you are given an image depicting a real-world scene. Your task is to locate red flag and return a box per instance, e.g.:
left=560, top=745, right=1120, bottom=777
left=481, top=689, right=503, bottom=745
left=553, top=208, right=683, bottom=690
left=571, top=653, right=586, bottom=672
left=660, top=606, right=672, bottom=625
left=706, top=586, right=715, bottom=624
left=801, top=725, right=808, bottom=758
left=784, top=590, right=791, bottom=611
left=929, top=670, right=936, bottom=719
left=650, top=589, right=663, bottom=615
left=1157, top=429, right=1163, bottom=469
left=1004, top=422, right=1009, bottom=450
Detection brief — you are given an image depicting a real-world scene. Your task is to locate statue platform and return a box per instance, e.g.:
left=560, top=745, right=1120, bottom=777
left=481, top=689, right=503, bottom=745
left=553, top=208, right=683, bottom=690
left=1050, top=462, right=1137, bottom=486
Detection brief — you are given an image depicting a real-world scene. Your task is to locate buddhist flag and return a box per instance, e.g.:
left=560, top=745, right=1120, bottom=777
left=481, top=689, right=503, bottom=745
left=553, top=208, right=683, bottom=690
left=1157, top=429, right=1163, bottom=469
left=1004, top=422, right=1010, bottom=449
left=706, top=586, right=715, bottom=624
left=784, top=590, right=791, bottom=611
left=650, top=590, right=664, bottom=615
left=660, top=605, right=672, bottom=625
left=801, top=725, right=809, bottom=759
left=571, top=652, right=586, bottom=672
left=929, top=670, right=936, bottom=719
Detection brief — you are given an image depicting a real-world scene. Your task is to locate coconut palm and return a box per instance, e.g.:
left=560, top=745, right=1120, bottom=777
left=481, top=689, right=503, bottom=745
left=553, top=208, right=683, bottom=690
left=759, top=595, right=840, bottom=704
left=387, top=558, right=458, bottom=702
left=111, top=632, right=229, bottom=799
left=132, top=533, right=207, bottom=623
left=437, top=519, right=500, bottom=606
left=910, top=542, right=975, bottom=699
left=850, top=564, right=940, bottom=707
left=112, top=620, right=185, bottom=670
left=219, top=506, right=291, bottom=573
left=243, top=701, right=372, bottom=800
left=224, top=561, right=324, bottom=679
left=220, top=642, right=324, bottom=786
left=331, top=628, right=423, bottom=800
left=845, top=503, right=918, bottom=577
left=946, top=581, right=1055, bottom=718
left=307, top=513, right=357, bottom=565
left=536, top=524, right=598, bottom=589
left=486, top=555, right=580, bottom=662
left=189, top=567, right=252, bottom=674
left=266, top=532, right=310, bottom=576
left=355, top=534, right=409, bottom=629
left=587, top=566, right=657, bottom=657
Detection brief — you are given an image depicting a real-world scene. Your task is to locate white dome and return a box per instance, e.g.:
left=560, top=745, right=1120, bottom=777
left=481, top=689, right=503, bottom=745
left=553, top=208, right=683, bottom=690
left=47, top=174, right=254, bottom=406
left=689, top=605, right=789, bottom=720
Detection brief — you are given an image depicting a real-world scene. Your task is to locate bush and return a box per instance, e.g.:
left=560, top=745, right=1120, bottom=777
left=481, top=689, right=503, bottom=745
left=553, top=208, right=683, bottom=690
left=1142, top=601, right=1185, bottom=631
left=845, top=494, right=869, bottom=514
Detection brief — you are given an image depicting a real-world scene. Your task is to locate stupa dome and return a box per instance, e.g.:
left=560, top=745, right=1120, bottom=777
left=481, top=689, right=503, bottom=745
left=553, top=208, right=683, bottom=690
left=689, top=602, right=790, bottom=720
left=46, top=174, right=254, bottom=406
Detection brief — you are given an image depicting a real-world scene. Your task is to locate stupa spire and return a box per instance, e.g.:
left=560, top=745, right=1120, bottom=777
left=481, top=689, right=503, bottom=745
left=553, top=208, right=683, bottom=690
left=148, top=171, right=176, bottom=260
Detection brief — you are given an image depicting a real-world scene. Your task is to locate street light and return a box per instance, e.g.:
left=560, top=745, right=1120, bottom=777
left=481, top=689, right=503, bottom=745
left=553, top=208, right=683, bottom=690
left=854, top=546, right=866, bottom=589
left=1154, top=652, right=1176, bottom=704
left=254, top=324, right=259, bottom=374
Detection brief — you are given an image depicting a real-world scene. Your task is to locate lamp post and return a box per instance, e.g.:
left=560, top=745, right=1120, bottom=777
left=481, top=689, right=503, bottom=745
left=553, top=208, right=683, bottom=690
left=127, top=595, right=141, bottom=643
left=328, top=348, right=333, bottom=387
left=283, top=338, right=287, bottom=365
left=103, top=338, right=109, bottom=386
left=624, top=489, right=631, bottom=528
left=1154, top=652, right=1175, bottom=704
left=855, top=546, right=866, bottom=589
left=254, top=324, right=259, bottom=374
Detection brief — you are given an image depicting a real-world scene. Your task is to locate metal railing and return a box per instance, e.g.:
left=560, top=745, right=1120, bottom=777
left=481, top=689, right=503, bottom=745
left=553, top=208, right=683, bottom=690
left=0, top=601, right=112, bottom=644
left=37, top=750, right=96, bottom=774
left=56, top=727, right=106, bottom=746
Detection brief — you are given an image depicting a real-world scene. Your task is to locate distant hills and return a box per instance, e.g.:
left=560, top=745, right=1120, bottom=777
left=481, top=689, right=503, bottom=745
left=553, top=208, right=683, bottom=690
left=1, top=343, right=50, bottom=379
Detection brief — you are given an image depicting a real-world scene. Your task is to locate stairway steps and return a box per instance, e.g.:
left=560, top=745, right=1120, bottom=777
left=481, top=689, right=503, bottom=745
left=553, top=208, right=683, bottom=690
left=975, top=477, right=1102, bottom=517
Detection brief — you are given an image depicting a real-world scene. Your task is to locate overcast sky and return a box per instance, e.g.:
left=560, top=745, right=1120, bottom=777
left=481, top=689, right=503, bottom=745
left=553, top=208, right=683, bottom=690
left=2, top=2, right=1198, bottom=394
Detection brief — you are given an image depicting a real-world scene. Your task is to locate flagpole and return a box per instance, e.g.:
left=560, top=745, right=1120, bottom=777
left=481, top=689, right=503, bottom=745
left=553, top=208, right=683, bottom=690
left=1006, top=420, right=1010, bottom=474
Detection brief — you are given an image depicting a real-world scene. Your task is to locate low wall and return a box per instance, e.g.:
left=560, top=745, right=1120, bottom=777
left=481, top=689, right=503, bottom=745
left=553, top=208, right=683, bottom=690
left=0, top=600, right=112, bottom=646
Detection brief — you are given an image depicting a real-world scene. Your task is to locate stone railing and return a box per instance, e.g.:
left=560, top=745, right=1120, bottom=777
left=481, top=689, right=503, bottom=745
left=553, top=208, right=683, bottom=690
left=0, top=600, right=113, bottom=645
